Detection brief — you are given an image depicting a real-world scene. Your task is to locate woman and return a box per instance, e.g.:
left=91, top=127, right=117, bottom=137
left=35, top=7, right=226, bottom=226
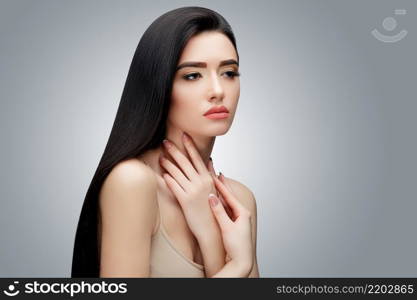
left=71, top=6, right=259, bottom=278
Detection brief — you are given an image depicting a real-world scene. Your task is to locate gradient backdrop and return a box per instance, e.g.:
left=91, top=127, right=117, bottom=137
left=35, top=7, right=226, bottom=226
left=0, top=0, right=416, bottom=277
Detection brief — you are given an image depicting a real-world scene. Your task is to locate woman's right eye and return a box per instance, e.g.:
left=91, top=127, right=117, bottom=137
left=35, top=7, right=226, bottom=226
left=183, top=73, right=201, bottom=81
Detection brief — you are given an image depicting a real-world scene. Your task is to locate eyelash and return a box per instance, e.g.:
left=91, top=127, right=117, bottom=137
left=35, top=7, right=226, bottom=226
left=182, top=71, right=241, bottom=81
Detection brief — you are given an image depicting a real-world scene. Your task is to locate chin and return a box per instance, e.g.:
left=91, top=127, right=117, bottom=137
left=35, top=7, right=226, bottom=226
left=208, top=127, right=230, bottom=136
left=187, top=122, right=232, bottom=137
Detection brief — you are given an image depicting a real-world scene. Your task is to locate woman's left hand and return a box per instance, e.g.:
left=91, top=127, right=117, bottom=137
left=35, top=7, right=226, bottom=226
left=159, top=133, right=224, bottom=240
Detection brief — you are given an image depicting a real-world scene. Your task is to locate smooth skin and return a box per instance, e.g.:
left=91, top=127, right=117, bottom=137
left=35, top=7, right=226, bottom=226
left=99, top=31, right=259, bottom=277
left=209, top=175, right=254, bottom=277
left=99, top=160, right=159, bottom=277
left=160, top=132, right=256, bottom=277
left=99, top=149, right=257, bottom=277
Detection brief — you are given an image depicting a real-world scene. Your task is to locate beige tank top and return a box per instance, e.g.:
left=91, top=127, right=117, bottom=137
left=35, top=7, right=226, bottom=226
left=149, top=202, right=205, bottom=277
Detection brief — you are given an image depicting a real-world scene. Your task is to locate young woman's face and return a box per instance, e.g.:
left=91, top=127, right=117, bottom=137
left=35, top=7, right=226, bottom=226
left=168, top=31, right=240, bottom=137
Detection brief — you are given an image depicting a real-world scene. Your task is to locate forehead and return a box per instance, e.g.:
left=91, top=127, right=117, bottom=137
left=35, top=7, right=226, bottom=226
left=178, top=31, right=237, bottom=64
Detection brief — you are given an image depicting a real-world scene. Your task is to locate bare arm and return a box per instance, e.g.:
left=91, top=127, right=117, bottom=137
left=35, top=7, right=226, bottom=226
left=159, top=136, right=228, bottom=277
left=196, top=225, right=226, bottom=277
left=247, top=190, right=260, bottom=277
left=225, top=178, right=260, bottom=278
left=206, top=175, right=254, bottom=278
left=197, top=177, right=260, bottom=278
left=211, top=261, right=251, bottom=278
left=99, top=160, right=158, bottom=277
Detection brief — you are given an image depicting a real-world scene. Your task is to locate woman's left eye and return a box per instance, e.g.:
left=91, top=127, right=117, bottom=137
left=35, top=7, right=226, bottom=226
left=182, top=71, right=241, bottom=81
left=223, top=71, right=241, bottom=78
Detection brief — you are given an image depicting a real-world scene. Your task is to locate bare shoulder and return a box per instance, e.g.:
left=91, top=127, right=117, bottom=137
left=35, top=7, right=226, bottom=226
left=99, top=158, right=159, bottom=230
left=99, top=159, right=157, bottom=220
left=103, top=158, right=157, bottom=189
left=222, top=176, right=256, bottom=212
left=98, top=158, right=159, bottom=276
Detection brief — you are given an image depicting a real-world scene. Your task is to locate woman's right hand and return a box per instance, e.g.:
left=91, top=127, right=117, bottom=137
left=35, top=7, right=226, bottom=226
left=208, top=174, right=254, bottom=277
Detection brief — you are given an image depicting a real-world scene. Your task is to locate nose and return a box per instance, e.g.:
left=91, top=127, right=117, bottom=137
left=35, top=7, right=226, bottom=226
left=208, top=72, right=225, bottom=102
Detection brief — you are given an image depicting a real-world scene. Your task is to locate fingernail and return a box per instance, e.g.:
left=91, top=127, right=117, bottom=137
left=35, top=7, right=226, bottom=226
left=163, top=139, right=172, bottom=148
left=182, top=132, right=189, bottom=141
left=208, top=193, right=219, bottom=206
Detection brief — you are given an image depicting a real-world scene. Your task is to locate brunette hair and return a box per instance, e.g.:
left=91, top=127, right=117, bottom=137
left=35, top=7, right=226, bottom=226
left=71, top=6, right=238, bottom=277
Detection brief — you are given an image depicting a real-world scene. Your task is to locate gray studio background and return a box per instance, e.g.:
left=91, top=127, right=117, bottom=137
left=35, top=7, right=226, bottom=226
left=1, top=0, right=416, bottom=277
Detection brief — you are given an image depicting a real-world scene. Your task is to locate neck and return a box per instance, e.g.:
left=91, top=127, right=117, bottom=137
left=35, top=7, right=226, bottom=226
left=138, top=128, right=215, bottom=177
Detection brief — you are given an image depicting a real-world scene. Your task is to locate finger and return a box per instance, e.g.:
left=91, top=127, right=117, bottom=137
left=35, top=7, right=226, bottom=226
left=182, top=133, right=208, bottom=175
left=208, top=171, right=228, bottom=205
left=217, top=174, right=237, bottom=216
left=219, top=172, right=234, bottom=192
left=219, top=194, right=234, bottom=220
left=159, top=155, right=191, bottom=190
left=163, top=139, right=199, bottom=180
left=218, top=174, right=237, bottom=214
left=207, top=157, right=217, bottom=176
left=215, top=177, right=233, bottom=215
left=217, top=191, right=227, bottom=207
left=208, top=193, right=232, bottom=229
left=209, top=172, right=232, bottom=212
left=212, top=175, right=245, bottom=217
left=207, top=159, right=223, bottom=201
left=163, top=173, right=186, bottom=204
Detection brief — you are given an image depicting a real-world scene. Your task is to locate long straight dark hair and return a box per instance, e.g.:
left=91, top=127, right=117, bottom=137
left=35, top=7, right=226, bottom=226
left=71, top=6, right=239, bottom=277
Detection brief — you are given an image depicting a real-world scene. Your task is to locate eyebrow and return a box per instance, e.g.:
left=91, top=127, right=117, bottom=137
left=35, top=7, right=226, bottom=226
left=176, top=59, right=239, bottom=71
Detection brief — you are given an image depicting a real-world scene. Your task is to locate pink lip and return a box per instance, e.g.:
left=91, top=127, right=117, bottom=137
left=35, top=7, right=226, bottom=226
left=204, top=105, right=229, bottom=116
left=204, top=112, right=229, bottom=119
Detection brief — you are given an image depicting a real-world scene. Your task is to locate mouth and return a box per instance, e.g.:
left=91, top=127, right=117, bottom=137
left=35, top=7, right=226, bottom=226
left=203, top=105, right=230, bottom=119
left=204, top=112, right=229, bottom=119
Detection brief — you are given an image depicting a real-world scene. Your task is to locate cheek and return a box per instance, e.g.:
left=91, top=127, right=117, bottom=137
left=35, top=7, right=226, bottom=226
left=169, top=84, right=202, bottom=124
left=227, top=83, right=240, bottom=113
